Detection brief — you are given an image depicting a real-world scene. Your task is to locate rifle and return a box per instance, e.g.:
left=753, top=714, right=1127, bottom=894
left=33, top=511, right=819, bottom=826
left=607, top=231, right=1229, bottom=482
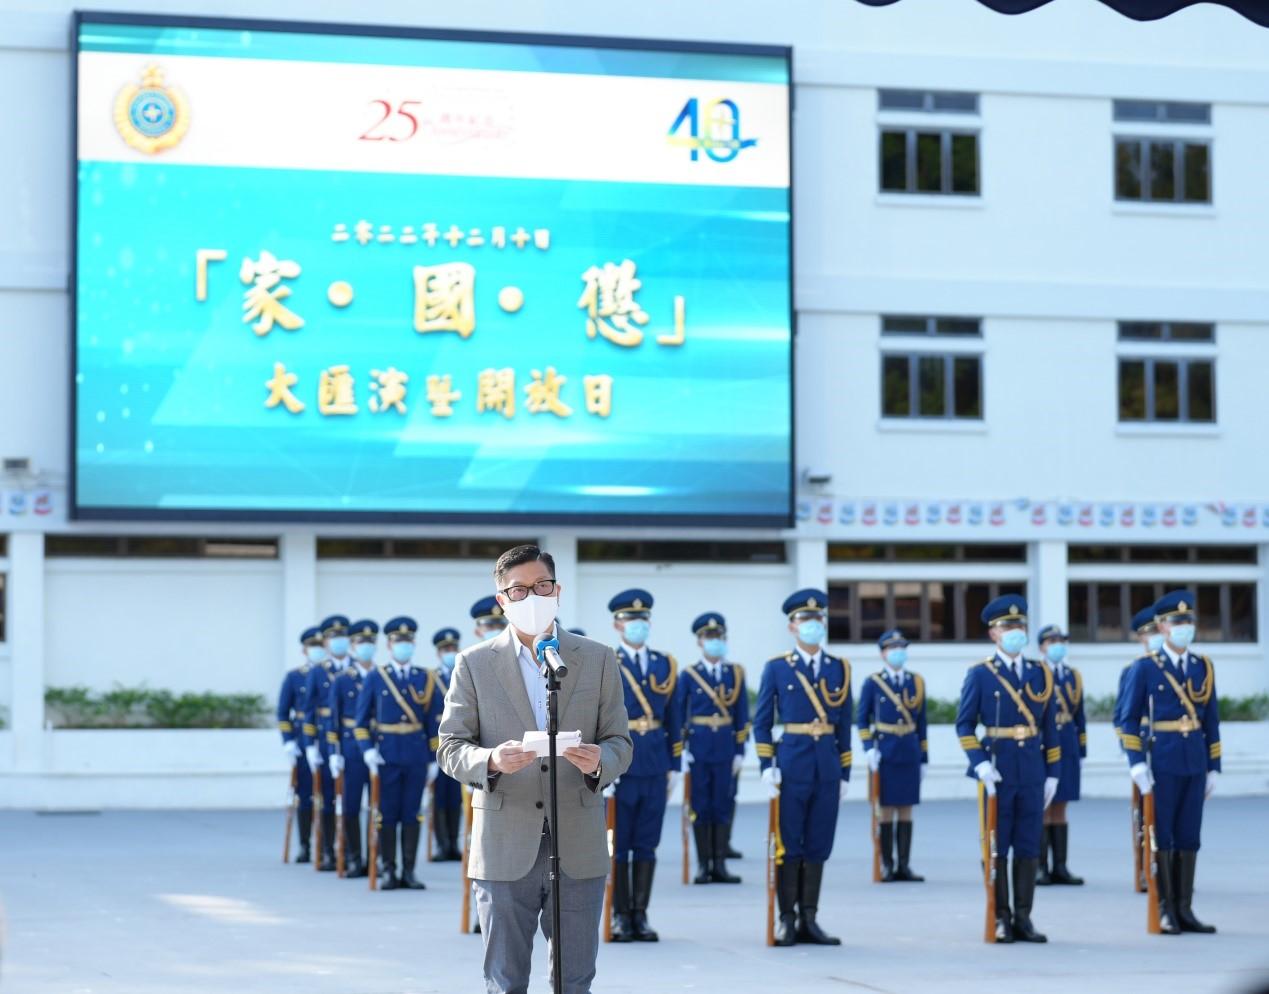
left=602, top=794, right=617, bottom=942
left=283, top=764, right=297, bottom=863
left=426, top=781, right=435, bottom=863
left=681, top=770, right=691, bottom=885
left=312, top=766, right=323, bottom=874
left=367, top=774, right=380, bottom=892
left=460, top=787, right=474, bottom=932
left=334, top=771, right=346, bottom=878
left=981, top=691, right=1001, bottom=944
left=869, top=767, right=882, bottom=883
left=1144, top=695, right=1161, bottom=933
left=765, top=794, right=779, bottom=947
left=1131, top=783, right=1145, bottom=892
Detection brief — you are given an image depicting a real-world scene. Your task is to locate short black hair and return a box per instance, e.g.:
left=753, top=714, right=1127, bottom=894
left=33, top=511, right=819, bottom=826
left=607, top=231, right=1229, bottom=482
left=494, top=544, right=556, bottom=585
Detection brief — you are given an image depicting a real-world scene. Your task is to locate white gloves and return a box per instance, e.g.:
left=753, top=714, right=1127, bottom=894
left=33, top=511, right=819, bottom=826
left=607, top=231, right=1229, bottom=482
left=731, top=755, right=744, bottom=777
left=1130, top=762, right=1153, bottom=795
left=682, top=749, right=694, bottom=769
left=328, top=753, right=345, bottom=778
left=363, top=747, right=384, bottom=774
left=602, top=780, right=618, bottom=799
left=283, top=740, right=301, bottom=766
left=761, top=767, right=781, bottom=798
left=426, top=762, right=439, bottom=786
left=919, top=764, right=927, bottom=784
left=1043, top=776, right=1059, bottom=809
left=839, top=780, right=849, bottom=805
left=1206, top=770, right=1219, bottom=799
left=305, top=745, right=323, bottom=770
left=975, top=760, right=1001, bottom=797
left=866, top=748, right=881, bottom=772
left=666, top=771, right=681, bottom=798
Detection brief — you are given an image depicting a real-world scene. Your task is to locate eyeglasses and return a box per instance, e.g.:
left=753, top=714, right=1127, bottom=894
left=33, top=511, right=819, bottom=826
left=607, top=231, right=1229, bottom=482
left=498, top=578, right=557, bottom=602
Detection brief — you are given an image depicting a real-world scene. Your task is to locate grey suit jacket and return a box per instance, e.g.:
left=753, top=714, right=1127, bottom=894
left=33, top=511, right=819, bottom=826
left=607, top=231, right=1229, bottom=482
left=437, top=626, right=633, bottom=881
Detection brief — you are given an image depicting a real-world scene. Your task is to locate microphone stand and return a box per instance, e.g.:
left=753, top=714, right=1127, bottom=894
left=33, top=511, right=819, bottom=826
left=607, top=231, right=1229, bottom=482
left=536, top=637, right=566, bottom=994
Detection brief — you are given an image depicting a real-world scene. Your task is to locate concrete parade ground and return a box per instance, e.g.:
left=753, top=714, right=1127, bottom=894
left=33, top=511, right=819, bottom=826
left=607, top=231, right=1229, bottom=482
left=2, top=798, right=1267, bottom=994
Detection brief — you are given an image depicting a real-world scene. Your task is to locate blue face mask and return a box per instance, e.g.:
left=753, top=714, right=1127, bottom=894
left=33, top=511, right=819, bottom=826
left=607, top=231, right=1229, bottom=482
left=353, top=641, right=376, bottom=663
left=886, top=648, right=908, bottom=668
left=797, top=620, right=826, bottom=647
left=702, top=638, right=727, bottom=660
left=440, top=651, right=457, bottom=668
left=328, top=636, right=350, bottom=658
left=1168, top=624, right=1196, bottom=650
left=999, top=628, right=1028, bottom=656
left=305, top=645, right=327, bottom=664
left=1147, top=633, right=1166, bottom=653
left=391, top=640, right=415, bottom=663
left=1045, top=642, right=1068, bottom=664
left=622, top=620, right=650, bottom=646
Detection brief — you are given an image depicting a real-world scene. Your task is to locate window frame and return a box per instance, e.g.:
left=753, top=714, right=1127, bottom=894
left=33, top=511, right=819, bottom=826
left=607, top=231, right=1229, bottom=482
left=881, top=351, right=983, bottom=421
left=1116, top=355, right=1216, bottom=423
left=828, top=578, right=1027, bottom=643
left=1067, top=579, right=1255, bottom=643
left=879, top=127, right=981, bottom=196
left=1113, top=135, right=1212, bottom=204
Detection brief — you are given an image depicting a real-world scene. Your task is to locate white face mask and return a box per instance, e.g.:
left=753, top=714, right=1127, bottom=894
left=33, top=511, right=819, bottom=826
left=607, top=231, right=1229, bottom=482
left=501, top=593, right=558, bottom=637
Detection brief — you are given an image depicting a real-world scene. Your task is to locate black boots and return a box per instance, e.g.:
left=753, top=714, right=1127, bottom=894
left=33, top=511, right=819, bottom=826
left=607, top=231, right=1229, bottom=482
left=723, top=814, right=743, bottom=859
left=378, top=825, right=399, bottom=890
left=710, top=824, right=741, bottom=883
left=773, top=859, right=800, bottom=946
left=610, top=863, right=634, bottom=942
left=344, top=820, right=366, bottom=878
left=1036, top=826, right=1052, bottom=886
left=296, top=809, right=312, bottom=864
left=318, top=811, right=337, bottom=871
left=400, top=822, right=427, bottom=889
left=693, top=822, right=713, bottom=884
left=1011, top=858, right=1047, bottom=943
left=432, top=807, right=461, bottom=862
left=796, top=862, right=841, bottom=945
left=445, top=807, right=463, bottom=861
left=631, top=860, right=659, bottom=941
left=1049, top=824, right=1083, bottom=885
left=879, top=822, right=896, bottom=881
left=993, top=856, right=1013, bottom=943
left=1174, top=850, right=1216, bottom=933
left=1155, top=848, right=1181, bottom=934
left=894, top=821, right=923, bottom=882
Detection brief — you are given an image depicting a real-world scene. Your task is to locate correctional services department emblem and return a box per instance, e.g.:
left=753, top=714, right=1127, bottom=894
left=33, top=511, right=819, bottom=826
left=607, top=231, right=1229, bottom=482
left=113, top=64, right=189, bottom=155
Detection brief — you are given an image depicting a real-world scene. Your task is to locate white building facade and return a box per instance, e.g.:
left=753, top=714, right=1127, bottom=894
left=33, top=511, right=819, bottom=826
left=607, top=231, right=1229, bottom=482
left=3, top=0, right=1269, bottom=804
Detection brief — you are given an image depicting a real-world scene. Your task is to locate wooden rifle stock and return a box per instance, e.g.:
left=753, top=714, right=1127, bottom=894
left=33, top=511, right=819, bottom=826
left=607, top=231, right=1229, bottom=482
left=1143, top=791, right=1161, bottom=933
left=681, top=770, right=691, bottom=885
left=869, top=768, right=882, bottom=883
left=603, top=794, right=617, bottom=942
left=311, top=766, right=323, bottom=874
left=427, top=781, right=436, bottom=863
left=367, top=774, right=380, bottom=891
left=981, top=784, right=998, bottom=944
left=765, top=796, right=779, bottom=947
left=283, top=765, right=297, bottom=863
left=1131, top=783, right=1146, bottom=892
left=460, top=787, right=474, bottom=932
left=334, top=772, right=346, bottom=877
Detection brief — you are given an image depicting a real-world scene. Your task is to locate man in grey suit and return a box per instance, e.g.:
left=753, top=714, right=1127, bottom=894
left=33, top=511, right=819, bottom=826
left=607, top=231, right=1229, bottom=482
left=438, top=544, right=633, bottom=994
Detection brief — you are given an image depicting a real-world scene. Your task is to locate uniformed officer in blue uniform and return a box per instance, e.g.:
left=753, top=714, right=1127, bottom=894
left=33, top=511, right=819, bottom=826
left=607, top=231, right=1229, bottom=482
left=277, top=625, right=323, bottom=863
left=674, top=611, right=749, bottom=885
left=354, top=616, right=443, bottom=890
left=300, top=614, right=351, bottom=871
left=754, top=589, right=853, bottom=947
left=857, top=628, right=928, bottom=883
left=608, top=588, right=683, bottom=943
left=327, top=618, right=378, bottom=878
left=1119, top=604, right=1163, bottom=892
left=956, top=594, right=1060, bottom=943
left=1119, top=590, right=1221, bottom=935
left=470, top=594, right=508, bottom=642
left=1035, top=624, right=1085, bottom=887
left=429, top=627, right=464, bottom=862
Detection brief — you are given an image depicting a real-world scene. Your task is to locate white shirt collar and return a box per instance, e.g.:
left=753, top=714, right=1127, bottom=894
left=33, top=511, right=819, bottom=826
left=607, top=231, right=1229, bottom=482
left=621, top=642, right=647, bottom=668
left=1163, top=643, right=1186, bottom=668
left=796, top=647, right=824, bottom=670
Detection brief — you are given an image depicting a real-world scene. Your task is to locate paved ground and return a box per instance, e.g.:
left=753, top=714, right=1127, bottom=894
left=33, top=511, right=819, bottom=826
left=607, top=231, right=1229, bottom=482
left=2, top=798, right=1267, bottom=994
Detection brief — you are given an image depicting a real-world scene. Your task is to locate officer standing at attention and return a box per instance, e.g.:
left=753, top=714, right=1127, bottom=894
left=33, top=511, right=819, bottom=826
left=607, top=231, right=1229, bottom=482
left=1035, top=624, right=1085, bottom=887
left=470, top=595, right=508, bottom=642
left=956, top=594, right=1061, bottom=944
left=327, top=619, right=378, bottom=878
left=277, top=625, right=323, bottom=863
left=675, top=611, right=748, bottom=885
left=301, top=614, right=351, bottom=872
left=1119, top=590, right=1221, bottom=935
left=754, top=589, right=852, bottom=947
left=430, top=627, right=465, bottom=862
left=354, top=616, right=442, bottom=890
left=608, top=588, right=683, bottom=943
left=857, top=628, right=927, bottom=882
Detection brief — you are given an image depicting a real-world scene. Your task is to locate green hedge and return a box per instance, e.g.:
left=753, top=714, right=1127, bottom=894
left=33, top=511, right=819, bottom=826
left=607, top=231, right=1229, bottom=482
left=45, top=684, right=270, bottom=729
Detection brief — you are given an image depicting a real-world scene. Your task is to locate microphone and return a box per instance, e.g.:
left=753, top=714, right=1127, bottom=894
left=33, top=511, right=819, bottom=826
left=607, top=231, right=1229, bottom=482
left=534, top=636, right=569, bottom=680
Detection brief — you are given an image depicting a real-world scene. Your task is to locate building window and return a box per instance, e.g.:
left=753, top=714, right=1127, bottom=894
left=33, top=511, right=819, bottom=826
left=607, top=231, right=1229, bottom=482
left=1118, top=321, right=1214, bottom=343
left=829, top=543, right=1026, bottom=563
left=1112, top=102, right=1211, bottom=204
left=828, top=580, right=1025, bottom=643
left=577, top=540, right=786, bottom=563
left=0, top=573, right=6, bottom=642
left=316, top=538, right=535, bottom=559
left=882, top=316, right=981, bottom=337
left=882, top=353, right=982, bottom=419
left=1113, top=100, right=1210, bottom=125
left=880, top=130, right=979, bottom=195
left=880, top=90, right=979, bottom=114
left=1069, top=544, right=1255, bottom=564
left=1069, top=581, right=1255, bottom=643
left=45, top=535, right=279, bottom=558
left=1117, top=323, right=1215, bottom=423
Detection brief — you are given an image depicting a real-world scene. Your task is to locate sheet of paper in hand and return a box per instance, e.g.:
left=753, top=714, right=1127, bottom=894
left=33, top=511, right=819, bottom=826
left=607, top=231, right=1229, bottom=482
left=522, top=730, right=583, bottom=756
